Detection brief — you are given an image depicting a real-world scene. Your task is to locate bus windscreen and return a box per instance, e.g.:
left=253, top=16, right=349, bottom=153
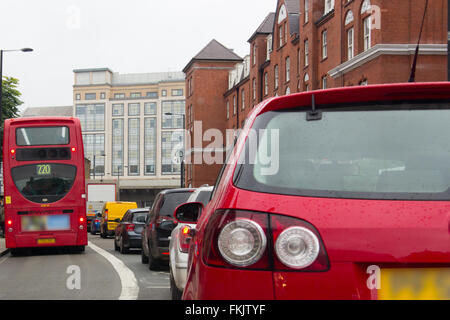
left=11, top=164, right=77, bottom=203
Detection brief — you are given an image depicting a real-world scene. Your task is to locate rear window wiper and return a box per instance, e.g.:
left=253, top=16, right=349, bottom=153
left=306, top=94, right=322, bottom=121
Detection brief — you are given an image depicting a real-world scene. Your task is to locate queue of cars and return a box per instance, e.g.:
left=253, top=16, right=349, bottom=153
left=91, top=83, right=450, bottom=300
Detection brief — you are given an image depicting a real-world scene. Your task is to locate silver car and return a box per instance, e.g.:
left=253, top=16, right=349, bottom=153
left=168, top=185, right=213, bottom=300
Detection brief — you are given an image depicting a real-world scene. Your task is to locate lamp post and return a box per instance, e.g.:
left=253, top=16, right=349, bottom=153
left=164, top=112, right=185, bottom=188
left=115, top=165, right=127, bottom=201
left=0, top=48, right=33, bottom=152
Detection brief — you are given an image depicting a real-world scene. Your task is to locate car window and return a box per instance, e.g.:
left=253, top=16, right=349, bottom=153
left=159, top=192, right=192, bottom=216
left=234, top=102, right=450, bottom=200
left=132, top=211, right=147, bottom=223
left=195, top=190, right=212, bottom=206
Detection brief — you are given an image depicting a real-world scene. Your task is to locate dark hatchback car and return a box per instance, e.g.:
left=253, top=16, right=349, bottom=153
left=114, top=208, right=148, bottom=254
left=141, top=188, right=194, bottom=269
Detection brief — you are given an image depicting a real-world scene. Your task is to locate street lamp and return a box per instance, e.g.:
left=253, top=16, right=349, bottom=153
left=164, top=112, right=186, bottom=188
left=0, top=48, right=34, bottom=134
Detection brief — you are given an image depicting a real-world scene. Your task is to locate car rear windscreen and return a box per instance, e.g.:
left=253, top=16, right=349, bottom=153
left=234, top=102, right=450, bottom=200
left=16, top=126, right=69, bottom=146
left=160, top=192, right=192, bottom=216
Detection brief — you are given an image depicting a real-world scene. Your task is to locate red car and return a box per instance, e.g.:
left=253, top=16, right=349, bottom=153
left=181, top=82, right=450, bottom=300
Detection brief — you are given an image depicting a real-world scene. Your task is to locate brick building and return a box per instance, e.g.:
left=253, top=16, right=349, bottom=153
left=183, top=0, right=448, bottom=187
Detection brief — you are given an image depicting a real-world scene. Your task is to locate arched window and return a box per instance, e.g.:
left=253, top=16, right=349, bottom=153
left=361, top=0, right=371, bottom=14
left=345, top=10, right=354, bottom=25
left=304, top=73, right=310, bottom=91
left=285, top=87, right=291, bottom=95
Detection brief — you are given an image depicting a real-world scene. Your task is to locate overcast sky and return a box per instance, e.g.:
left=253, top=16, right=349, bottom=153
left=0, top=0, right=276, bottom=113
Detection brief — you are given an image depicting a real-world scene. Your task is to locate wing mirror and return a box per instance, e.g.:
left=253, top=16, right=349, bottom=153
left=173, top=202, right=204, bottom=224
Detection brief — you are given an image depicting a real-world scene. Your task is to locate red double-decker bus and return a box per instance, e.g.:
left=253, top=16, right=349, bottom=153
left=2, top=117, right=87, bottom=254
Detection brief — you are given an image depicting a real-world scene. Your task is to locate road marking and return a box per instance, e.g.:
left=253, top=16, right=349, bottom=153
left=0, top=256, right=8, bottom=266
left=88, top=241, right=139, bottom=300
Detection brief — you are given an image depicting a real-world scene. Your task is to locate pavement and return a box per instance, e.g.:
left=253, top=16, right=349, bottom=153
left=0, top=237, right=8, bottom=257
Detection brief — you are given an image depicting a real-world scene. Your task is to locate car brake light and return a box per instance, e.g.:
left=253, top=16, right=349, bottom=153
left=126, top=224, right=135, bottom=231
left=10, top=149, right=15, bottom=154
left=202, top=210, right=329, bottom=271
left=7, top=219, right=12, bottom=226
left=71, top=147, right=76, bottom=152
left=79, top=217, right=84, bottom=223
left=179, top=225, right=192, bottom=253
left=202, top=210, right=270, bottom=270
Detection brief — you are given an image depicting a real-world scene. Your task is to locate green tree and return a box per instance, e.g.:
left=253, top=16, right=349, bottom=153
left=1, top=76, right=22, bottom=124
left=1, top=76, right=23, bottom=159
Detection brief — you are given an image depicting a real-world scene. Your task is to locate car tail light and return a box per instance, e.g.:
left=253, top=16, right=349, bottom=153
left=179, top=225, right=192, bottom=253
left=79, top=217, right=84, bottom=223
left=104, top=209, right=108, bottom=221
left=202, top=210, right=329, bottom=271
left=271, top=215, right=329, bottom=271
left=126, top=224, right=135, bottom=232
left=202, top=210, right=270, bottom=270
left=7, top=219, right=12, bottom=226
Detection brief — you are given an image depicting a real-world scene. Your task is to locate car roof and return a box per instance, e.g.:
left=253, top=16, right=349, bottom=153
left=159, top=188, right=196, bottom=195
left=126, top=208, right=149, bottom=214
left=188, top=186, right=214, bottom=202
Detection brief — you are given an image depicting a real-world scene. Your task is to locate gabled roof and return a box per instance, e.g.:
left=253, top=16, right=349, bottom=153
left=183, top=39, right=242, bottom=73
left=248, top=12, right=276, bottom=43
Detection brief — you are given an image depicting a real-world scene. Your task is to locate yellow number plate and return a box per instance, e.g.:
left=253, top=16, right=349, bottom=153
left=379, top=268, right=450, bottom=300
left=37, top=238, right=56, bottom=245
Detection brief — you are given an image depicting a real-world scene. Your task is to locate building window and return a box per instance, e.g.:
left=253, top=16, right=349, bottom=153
left=266, top=35, right=272, bottom=61
left=100, top=92, right=106, bottom=99
left=112, top=103, right=124, bottom=117
left=161, top=89, right=167, bottom=97
left=188, top=78, right=193, bottom=96
left=324, top=0, right=334, bottom=15
left=241, top=89, right=245, bottom=110
left=274, top=65, right=279, bottom=89
left=144, top=102, right=157, bottom=115
left=304, top=73, right=310, bottom=91
left=285, top=87, right=291, bottom=95
left=347, top=28, right=354, bottom=60
left=76, top=104, right=105, bottom=131
left=285, top=57, right=290, bottom=82
left=130, top=92, right=141, bottom=98
left=304, top=40, right=309, bottom=67
left=252, top=78, right=256, bottom=100
left=161, top=131, right=183, bottom=174
left=226, top=100, right=230, bottom=119
left=144, top=117, right=156, bottom=175
left=304, top=0, right=309, bottom=23
left=162, top=100, right=185, bottom=129
left=75, top=93, right=81, bottom=100
left=82, top=133, right=105, bottom=176
left=322, top=30, right=328, bottom=59
left=361, top=0, right=371, bottom=14
left=114, top=93, right=125, bottom=99
left=128, top=118, right=140, bottom=175
left=322, top=76, right=328, bottom=89
left=253, top=44, right=257, bottom=65
left=128, top=103, right=140, bottom=116
left=360, top=79, right=368, bottom=86
left=112, top=119, right=124, bottom=176
left=146, top=92, right=158, bottom=99
left=345, top=10, right=354, bottom=25
left=233, top=95, right=236, bottom=115
left=279, top=24, right=284, bottom=47
left=85, top=93, right=96, bottom=100
left=264, top=73, right=268, bottom=96
left=363, top=17, right=371, bottom=51
left=172, top=89, right=183, bottom=96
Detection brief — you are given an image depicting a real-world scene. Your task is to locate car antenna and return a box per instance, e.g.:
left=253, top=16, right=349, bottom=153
left=408, top=0, right=429, bottom=82
left=306, top=93, right=322, bottom=121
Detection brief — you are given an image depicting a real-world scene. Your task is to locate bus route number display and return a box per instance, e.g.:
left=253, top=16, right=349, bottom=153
left=36, top=164, right=51, bottom=175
